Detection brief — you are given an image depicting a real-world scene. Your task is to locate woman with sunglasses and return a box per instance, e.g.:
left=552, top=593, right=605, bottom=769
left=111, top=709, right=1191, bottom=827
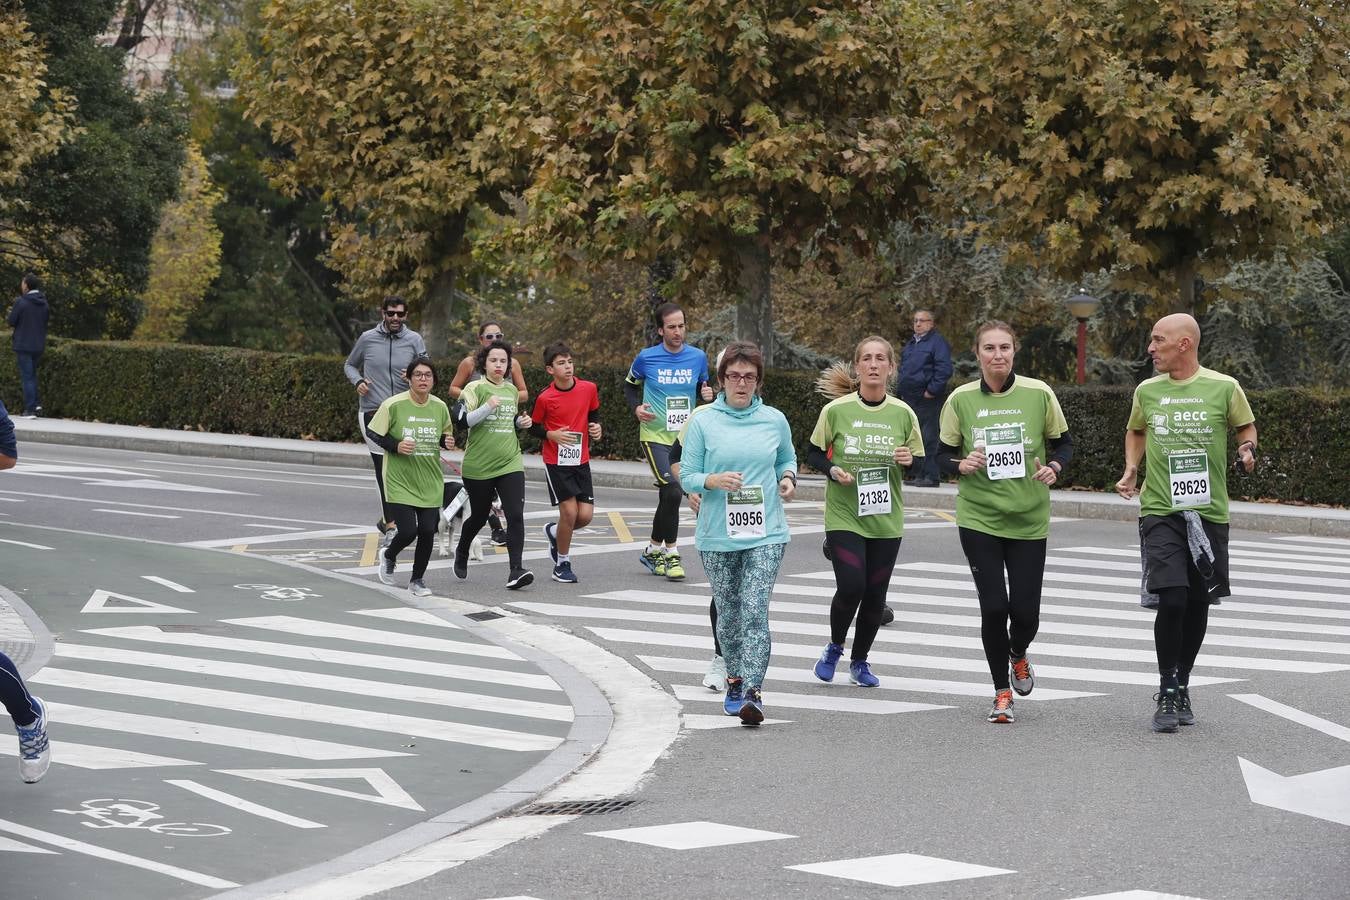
left=678, top=341, right=797, bottom=725
left=453, top=340, right=536, bottom=589
left=366, top=357, right=455, bottom=597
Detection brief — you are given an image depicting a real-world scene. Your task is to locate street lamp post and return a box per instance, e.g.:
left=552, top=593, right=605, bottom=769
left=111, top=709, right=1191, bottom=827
left=1064, top=288, right=1100, bottom=385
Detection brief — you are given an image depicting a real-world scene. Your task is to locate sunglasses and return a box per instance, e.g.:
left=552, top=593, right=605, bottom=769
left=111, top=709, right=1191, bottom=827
left=384, top=310, right=408, bottom=318
left=482, top=333, right=504, bottom=341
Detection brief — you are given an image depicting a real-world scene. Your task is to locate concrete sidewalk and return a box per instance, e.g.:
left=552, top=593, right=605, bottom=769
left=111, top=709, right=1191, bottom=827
left=13, top=415, right=1350, bottom=537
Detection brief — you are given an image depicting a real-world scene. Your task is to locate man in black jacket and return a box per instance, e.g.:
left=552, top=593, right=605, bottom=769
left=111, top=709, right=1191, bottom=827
left=8, top=274, right=49, bottom=418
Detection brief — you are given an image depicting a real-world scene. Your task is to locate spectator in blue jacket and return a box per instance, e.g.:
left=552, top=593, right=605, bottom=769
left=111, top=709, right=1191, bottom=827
left=898, top=308, right=953, bottom=487
left=8, top=274, right=49, bottom=419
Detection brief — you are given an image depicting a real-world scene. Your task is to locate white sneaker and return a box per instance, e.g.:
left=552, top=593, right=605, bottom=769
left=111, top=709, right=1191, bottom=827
left=468, top=537, right=484, bottom=561
left=408, top=579, right=432, bottom=598
left=702, top=655, right=727, bottom=692
left=17, top=697, right=50, bottom=784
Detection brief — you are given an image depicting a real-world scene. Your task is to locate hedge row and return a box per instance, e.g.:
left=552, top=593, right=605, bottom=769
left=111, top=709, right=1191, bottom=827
left=2, top=339, right=1344, bottom=506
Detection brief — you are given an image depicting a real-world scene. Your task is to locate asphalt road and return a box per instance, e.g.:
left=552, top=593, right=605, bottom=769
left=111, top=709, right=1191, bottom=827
left=2, top=443, right=1348, bottom=899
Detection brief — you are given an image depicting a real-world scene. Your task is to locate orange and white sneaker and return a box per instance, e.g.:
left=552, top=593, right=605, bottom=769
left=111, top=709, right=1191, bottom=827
left=1010, top=653, right=1035, bottom=696
left=987, top=688, right=1015, bottom=724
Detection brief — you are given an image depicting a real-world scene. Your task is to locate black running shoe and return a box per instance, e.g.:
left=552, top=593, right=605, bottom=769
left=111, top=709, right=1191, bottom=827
left=1152, top=688, right=1181, bottom=733
left=452, top=552, right=467, bottom=580
left=506, top=568, right=534, bottom=590
left=1177, top=686, right=1195, bottom=726
left=491, top=528, right=509, bottom=547
left=880, top=604, right=895, bottom=626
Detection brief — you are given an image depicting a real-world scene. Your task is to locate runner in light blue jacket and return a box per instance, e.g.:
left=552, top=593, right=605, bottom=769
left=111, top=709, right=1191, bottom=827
left=678, top=341, right=797, bottom=726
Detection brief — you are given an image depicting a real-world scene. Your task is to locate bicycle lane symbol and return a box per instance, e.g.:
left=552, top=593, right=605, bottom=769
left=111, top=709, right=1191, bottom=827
left=54, top=799, right=231, bottom=837
left=233, top=584, right=323, bottom=602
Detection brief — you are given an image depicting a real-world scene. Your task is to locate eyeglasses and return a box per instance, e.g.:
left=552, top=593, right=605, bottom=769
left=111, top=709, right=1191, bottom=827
left=723, top=373, right=758, bottom=385
left=385, top=310, right=407, bottom=318
left=410, top=371, right=433, bottom=379
left=482, top=333, right=504, bottom=341
left=913, top=317, right=931, bottom=323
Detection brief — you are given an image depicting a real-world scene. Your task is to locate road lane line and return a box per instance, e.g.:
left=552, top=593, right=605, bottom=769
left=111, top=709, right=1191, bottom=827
left=54, top=644, right=574, bottom=722
left=349, top=607, right=462, bottom=629
left=33, top=670, right=564, bottom=752
left=223, top=615, right=523, bottom=661
left=1229, top=694, right=1350, bottom=743
left=0, top=537, right=54, bottom=550
left=0, top=740, right=200, bottom=769
left=166, top=780, right=326, bottom=829
left=671, top=684, right=950, bottom=714
left=608, top=510, right=633, bottom=543
left=47, top=702, right=411, bottom=760
left=93, top=509, right=180, bottom=519
left=82, top=626, right=560, bottom=690
left=184, top=527, right=370, bottom=548
left=141, top=575, right=194, bottom=593
left=360, top=531, right=379, bottom=567
left=0, top=818, right=239, bottom=889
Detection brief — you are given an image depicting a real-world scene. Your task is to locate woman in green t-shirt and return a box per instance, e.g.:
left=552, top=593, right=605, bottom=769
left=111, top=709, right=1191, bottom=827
left=366, top=357, right=455, bottom=598
left=806, top=336, right=923, bottom=689
left=452, top=341, right=536, bottom=590
left=936, top=321, right=1074, bottom=724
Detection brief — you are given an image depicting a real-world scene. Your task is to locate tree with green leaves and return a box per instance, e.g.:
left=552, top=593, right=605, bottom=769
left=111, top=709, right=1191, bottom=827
left=0, top=5, right=75, bottom=190
left=238, top=0, right=521, bottom=355
left=134, top=141, right=223, bottom=341
left=514, top=0, right=919, bottom=364
left=0, top=0, right=186, bottom=339
left=918, top=0, right=1350, bottom=315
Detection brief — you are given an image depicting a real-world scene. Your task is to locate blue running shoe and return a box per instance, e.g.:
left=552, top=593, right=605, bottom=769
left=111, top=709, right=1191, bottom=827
left=813, top=642, right=844, bottom=682
left=551, top=561, right=577, bottom=584
left=16, top=697, right=50, bottom=783
left=849, top=660, right=880, bottom=687
left=723, top=679, right=744, bottom=716
left=544, top=522, right=559, bottom=564
left=738, top=687, right=764, bottom=726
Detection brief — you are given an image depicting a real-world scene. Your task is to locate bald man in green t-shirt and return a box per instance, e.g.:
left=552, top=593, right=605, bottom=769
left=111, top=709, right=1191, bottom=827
left=1116, top=313, right=1258, bottom=734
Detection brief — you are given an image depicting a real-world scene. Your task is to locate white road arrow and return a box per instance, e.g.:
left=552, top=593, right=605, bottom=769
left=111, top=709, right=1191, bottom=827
left=82, top=589, right=193, bottom=614
left=216, top=768, right=424, bottom=811
left=1237, top=758, right=1350, bottom=827
left=1231, top=693, right=1350, bottom=829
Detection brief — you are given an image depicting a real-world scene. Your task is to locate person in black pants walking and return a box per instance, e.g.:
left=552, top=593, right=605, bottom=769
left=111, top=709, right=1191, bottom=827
left=898, top=309, right=952, bottom=488
left=8, top=273, right=49, bottom=418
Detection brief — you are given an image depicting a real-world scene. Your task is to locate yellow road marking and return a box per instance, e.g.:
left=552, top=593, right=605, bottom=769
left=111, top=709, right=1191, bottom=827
left=930, top=509, right=956, bottom=523
left=231, top=544, right=248, bottom=553
left=360, top=532, right=379, bottom=567
left=608, top=511, right=634, bottom=543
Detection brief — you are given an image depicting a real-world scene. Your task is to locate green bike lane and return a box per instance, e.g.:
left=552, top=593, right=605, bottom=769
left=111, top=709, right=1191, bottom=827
left=0, top=522, right=607, bottom=900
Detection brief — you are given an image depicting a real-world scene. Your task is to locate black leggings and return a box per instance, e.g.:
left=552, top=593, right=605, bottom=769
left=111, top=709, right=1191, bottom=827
left=1154, top=568, right=1212, bottom=686
left=458, top=471, right=526, bottom=569
left=826, top=531, right=902, bottom=661
left=1, top=651, right=39, bottom=727
left=369, top=452, right=394, bottom=523
left=385, top=503, right=439, bottom=579
left=642, top=441, right=683, bottom=544
left=958, top=527, right=1047, bottom=690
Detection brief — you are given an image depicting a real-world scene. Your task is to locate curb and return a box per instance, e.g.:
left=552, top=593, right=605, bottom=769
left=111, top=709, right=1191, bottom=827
left=14, top=420, right=1350, bottom=537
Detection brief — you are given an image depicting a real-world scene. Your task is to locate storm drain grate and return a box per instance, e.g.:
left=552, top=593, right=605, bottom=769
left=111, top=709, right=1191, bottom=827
left=514, top=799, right=639, bottom=816
left=464, top=610, right=504, bottom=621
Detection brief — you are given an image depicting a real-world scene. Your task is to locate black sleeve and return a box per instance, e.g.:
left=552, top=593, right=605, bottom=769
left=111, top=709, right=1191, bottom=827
left=623, top=379, right=644, bottom=412
left=366, top=426, right=399, bottom=454
left=807, top=443, right=834, bottom=479
left=669, top=438, right=683, bottom=465
left=588, top=408, right=601, bottom=424
left=528, top=422, right=547, bottom=440
left=1048, top=430, right=1074, bottom=471
left=936, top=441, right=963, bottom=476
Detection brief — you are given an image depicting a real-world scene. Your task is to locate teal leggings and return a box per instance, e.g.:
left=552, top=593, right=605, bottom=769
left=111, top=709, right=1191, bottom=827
left=700, top=543, right=786, bottom=689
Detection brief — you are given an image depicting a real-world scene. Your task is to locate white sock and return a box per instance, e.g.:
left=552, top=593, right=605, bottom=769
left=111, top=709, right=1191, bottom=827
left=557, top=553, right=570, bottom=564
left=648, top=543, right=664, bottom=555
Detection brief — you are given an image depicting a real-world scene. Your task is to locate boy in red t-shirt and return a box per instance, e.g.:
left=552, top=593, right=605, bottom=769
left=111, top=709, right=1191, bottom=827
left=529, top=342, right=603, bottom=583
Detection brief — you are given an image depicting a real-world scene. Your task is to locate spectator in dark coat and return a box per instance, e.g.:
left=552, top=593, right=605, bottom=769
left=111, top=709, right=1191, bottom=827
left=8, top=274, right=49, bottom=418
left=898, top=308, right=953, bottom=487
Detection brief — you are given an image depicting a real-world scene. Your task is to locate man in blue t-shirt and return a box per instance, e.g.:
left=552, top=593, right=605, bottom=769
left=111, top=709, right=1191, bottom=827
left=624, top=302, right=713, bottom=581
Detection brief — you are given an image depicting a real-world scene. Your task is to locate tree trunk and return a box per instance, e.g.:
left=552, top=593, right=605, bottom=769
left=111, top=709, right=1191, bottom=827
left=419, top=215, right=468, bottom=356
left=1172, top=256, right=1197, bottom=315
left=733, top=228, right=774, bottom=367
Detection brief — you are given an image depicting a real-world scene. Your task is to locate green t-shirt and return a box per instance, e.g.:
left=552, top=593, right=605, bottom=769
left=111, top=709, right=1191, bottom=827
left=368, top=392, right=452, bottom=507
left=810, top=393, right=923, bottom=538
left=939, top=375, right=1069, bottom=540
left=1127, top=367, right=1254, bottom=524
left=460, top=378, right=525, bottom=480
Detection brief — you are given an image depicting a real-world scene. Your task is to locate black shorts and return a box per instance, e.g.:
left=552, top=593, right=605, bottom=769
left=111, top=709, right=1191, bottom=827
left=544, top=463, right=595, bottom=506
left=1140, top=513, right=1231, bottom=598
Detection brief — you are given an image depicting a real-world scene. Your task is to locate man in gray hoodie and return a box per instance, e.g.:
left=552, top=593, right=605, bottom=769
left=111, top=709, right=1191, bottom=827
left=344, top=296, right=428, bottom=538
left=8, top=273, right=49, bottom=418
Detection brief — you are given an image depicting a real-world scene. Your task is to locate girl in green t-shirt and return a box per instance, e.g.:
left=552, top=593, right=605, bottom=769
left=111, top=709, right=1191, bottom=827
left=452, top=341, right=535, bottom=590
left=366, top=357, right=455, bottom=598
left=806, top=336, right=923, bottom=689
left=936, top=321, right=1074, bottom=724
